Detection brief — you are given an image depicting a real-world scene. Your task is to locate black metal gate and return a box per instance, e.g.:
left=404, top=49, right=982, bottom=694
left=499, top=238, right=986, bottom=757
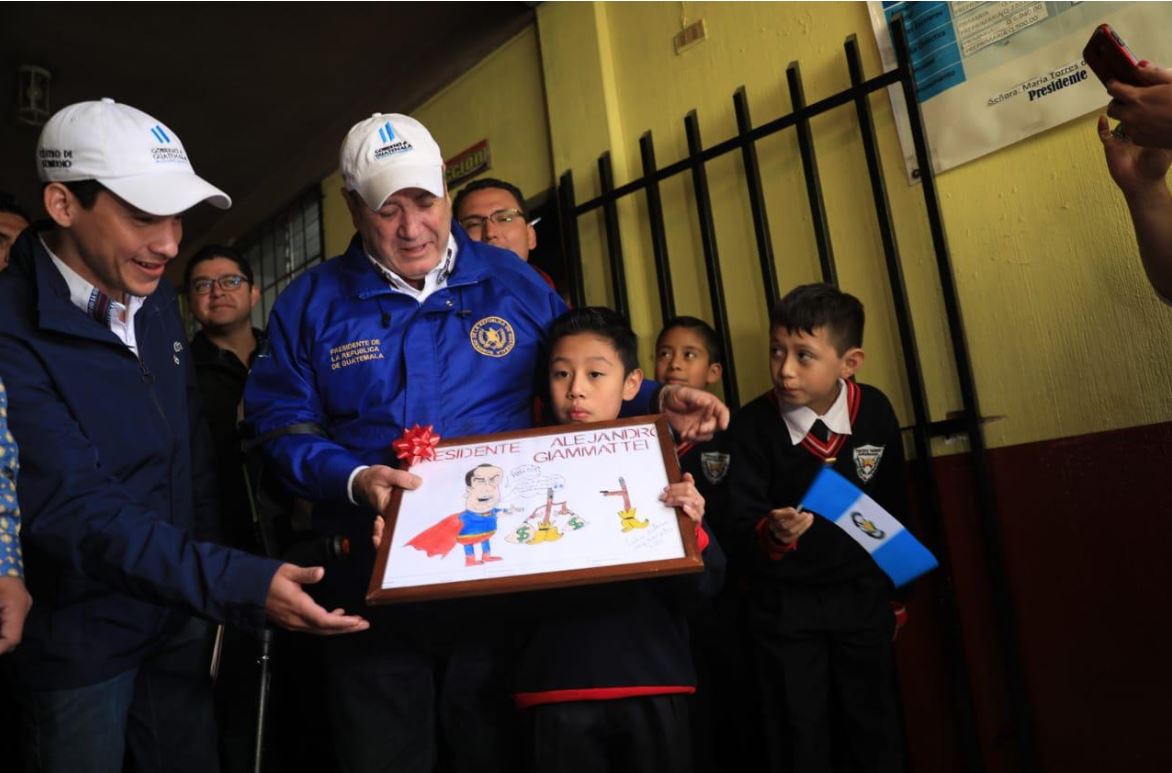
left=555, top=18, right=1038, bottom=773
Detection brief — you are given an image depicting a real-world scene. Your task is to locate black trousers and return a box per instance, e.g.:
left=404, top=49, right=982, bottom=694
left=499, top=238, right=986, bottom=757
left=324, top=622, right=521, bottom=773
left=748, top=576, right=903, bottom=773
left=524, top=694, right=692, bottom=773
left=690, top=586, right=766, bottom=773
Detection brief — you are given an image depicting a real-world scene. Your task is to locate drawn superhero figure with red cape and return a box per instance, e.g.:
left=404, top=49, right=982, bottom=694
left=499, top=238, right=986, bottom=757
left=408, top=464, right=517, bottom=566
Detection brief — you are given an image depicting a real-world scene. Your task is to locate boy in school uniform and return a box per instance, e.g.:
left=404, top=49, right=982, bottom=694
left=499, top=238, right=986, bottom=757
left=654, top=316, right=730, bottom=525
left=726, top=283, right=908, bottom=773
left=516, top=307, right=725, bottom=773
left=655, top=316, right=762, bottom=773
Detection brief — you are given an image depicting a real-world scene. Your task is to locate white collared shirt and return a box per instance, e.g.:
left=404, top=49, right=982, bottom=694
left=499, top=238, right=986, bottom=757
left=780, top=378, right=853, bottom=445
left=365, top=233, right=458, bottom=304
left=42, top=237, right=145, bottom=356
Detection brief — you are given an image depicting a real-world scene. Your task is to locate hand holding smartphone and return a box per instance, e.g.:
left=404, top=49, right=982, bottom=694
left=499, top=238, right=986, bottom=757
left=1084, top=24, right=1143, bottom=87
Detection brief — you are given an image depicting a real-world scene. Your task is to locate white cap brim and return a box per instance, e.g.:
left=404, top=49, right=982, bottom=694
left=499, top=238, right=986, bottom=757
left=354, top=164, right=445, bottom=210
left=101, top=171, right=232, bottom=216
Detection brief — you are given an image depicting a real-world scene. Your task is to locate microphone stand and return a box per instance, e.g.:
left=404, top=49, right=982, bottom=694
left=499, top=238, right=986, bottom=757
left=244, top=467, right=278, bottom=773
left=252, top=627, right=274, bottom=773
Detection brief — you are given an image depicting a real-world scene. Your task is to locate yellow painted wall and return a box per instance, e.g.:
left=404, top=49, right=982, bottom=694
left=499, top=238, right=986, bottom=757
left=321, top=168, right=351, bottom=261
left=536, top=1, right=1172, bottom=451
left=415, top=26, right=554, bottom=203
left=320, top=26, right=554, bottom=260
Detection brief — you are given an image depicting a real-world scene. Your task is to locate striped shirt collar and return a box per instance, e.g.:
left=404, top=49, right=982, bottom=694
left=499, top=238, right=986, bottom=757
left=780, top=378, right=853, bottom=446
left=40, top=236, right=145, bottom=353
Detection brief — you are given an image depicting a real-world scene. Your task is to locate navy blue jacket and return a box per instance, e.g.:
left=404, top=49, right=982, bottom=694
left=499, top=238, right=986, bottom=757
left=0, top=230, right=280, bottom=689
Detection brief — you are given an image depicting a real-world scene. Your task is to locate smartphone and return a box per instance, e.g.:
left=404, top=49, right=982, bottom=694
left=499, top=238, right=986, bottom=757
left=1083, top=24, right=1143, bottom=86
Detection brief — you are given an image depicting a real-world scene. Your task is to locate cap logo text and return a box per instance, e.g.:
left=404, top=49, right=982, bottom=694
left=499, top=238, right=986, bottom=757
left=39, top=148, right=72, bottom=169
left=372, top=121, right=414, bottom=160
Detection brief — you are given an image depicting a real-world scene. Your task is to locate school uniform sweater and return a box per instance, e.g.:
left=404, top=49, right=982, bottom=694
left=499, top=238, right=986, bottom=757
left=513, top=520, right=725, bottom=707
left=725, top=380, right=910, bottom=588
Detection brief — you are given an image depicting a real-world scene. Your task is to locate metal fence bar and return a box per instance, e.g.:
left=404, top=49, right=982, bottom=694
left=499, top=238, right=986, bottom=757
left=684, top=110, right=739, bottom=409
left=573, top=68, right=903, bottom=216
left=786, top=62, right=837, bottom=285
left=844, top=33, right=983, bottom=773
left=639, top=131, right=677, bottom=325
left=733, top=86, right=781, bottom=313
left=557, top=169, right=587, bottom=309
left=890, top=15, right=1039, bottom=773
left=597, top=152, right=631, bottom=319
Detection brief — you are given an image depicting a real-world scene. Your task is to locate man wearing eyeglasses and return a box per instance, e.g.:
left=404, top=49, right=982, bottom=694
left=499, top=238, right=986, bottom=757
left=185, top=245, right=263, bottom=552
left=453, top=177, right=557, bottom=289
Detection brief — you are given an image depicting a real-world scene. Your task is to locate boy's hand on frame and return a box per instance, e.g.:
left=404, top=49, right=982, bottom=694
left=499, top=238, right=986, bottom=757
left=660, top=472, right=705, bottom=523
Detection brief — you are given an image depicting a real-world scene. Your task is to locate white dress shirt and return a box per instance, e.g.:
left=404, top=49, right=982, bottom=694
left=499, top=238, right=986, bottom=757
left=43, top=237, right=145, bottom=356
left=779, top=378, right=853, bottom=445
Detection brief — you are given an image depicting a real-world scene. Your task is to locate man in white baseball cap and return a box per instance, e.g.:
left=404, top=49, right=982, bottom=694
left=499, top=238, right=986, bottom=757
left=37, top=97, right=232, bottom=216
left=246, top=110, right=729, bottom=772
left=248, top=110, right=526, bottom=773
left=0, top=99, right=370, bottom=773
left=338, top=112, right=453, bottom=287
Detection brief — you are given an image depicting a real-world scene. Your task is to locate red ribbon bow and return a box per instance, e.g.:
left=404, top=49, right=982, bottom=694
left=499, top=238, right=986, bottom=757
left=393, top=424, right=440, bottom=466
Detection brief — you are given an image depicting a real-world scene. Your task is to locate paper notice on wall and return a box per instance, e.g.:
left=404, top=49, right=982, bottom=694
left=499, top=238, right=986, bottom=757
left=869, top=1, right=1172, bottom=180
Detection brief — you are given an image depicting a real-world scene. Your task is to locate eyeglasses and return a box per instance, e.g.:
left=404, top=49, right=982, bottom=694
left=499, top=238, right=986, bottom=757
left=190, top=275, right=248, bottom=294
left=458, top=208, right=526, bottom=233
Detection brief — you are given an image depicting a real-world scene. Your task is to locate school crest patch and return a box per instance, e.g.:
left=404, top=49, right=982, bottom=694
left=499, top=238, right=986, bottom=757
left=469, top=316, right=516, bottom=358
left=853, top=444, right=884, bottom=484
left=700, top=451, right=730, bottom=485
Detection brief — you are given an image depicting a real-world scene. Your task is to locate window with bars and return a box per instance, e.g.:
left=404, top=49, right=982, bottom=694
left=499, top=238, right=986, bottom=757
left=236, top=186, right=325, bottom=329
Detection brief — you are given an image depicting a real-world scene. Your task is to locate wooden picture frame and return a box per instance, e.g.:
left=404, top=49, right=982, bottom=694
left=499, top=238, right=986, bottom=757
left=367, top=415, right=702, bottom=604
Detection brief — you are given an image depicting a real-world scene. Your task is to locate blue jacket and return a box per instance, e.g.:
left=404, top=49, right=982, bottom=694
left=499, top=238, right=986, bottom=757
left=0, top=231, right=281, bottom=689
left=245, top=226, right=570, bottom=504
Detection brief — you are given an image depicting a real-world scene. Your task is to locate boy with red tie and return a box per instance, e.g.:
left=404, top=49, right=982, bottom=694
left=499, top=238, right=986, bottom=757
left=725, top=284, right=910, bottom=773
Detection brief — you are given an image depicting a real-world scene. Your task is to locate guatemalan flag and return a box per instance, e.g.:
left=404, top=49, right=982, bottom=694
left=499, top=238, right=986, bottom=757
left=800, top=467, right=938, bottom=587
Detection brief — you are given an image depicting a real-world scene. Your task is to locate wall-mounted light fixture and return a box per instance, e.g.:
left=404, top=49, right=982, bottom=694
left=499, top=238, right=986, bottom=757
left=16, top=65, right=52, bottom=126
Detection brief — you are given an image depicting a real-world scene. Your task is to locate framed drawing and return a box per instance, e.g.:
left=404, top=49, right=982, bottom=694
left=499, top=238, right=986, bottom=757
left=367, top=415, right=703, bottom=604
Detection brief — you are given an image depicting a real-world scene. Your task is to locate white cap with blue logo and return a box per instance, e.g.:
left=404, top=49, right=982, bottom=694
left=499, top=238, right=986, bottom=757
left=340, top=112, right=445, bottom=210
left=36, top=98, right=231, bottom=216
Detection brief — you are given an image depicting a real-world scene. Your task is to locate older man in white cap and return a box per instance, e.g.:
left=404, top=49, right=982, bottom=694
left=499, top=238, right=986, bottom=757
left=245, top=112, right=728, bottom=772
left=0, top=99, right=370, bottom=773
left=244, top=111, right=559, bottom=773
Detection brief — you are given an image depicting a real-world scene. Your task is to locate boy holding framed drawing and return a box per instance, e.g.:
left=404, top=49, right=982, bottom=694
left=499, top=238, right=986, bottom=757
left=515, top=307, right=724, bottom=772
left=368, top=306, right=724, bottom=772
